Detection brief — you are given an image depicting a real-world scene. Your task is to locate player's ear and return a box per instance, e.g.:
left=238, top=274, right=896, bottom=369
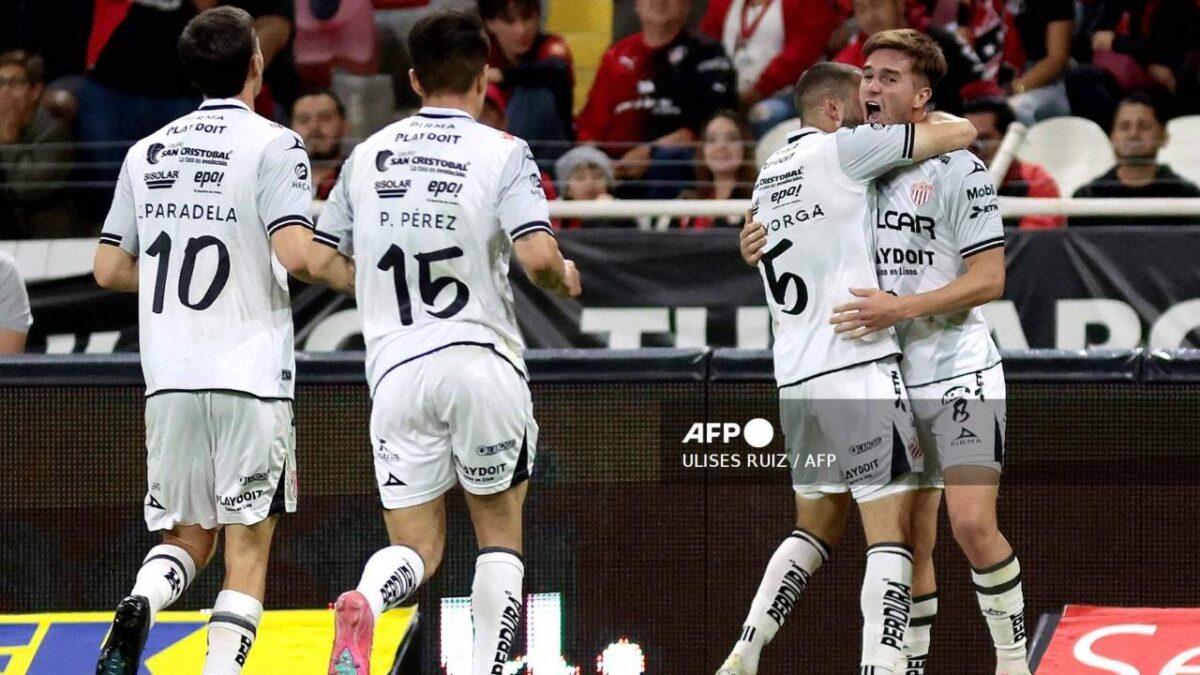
left=408, top=69, right=425, bottom=99
left=913, top=82, right=933, bottom=111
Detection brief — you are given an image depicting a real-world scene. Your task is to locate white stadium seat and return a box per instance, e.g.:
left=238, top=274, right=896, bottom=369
left=1161, top=115, right=1200, bottom=187
left=1016, top=116, right=1115, bottom=197
left=756, top=117, right=804, bottom=168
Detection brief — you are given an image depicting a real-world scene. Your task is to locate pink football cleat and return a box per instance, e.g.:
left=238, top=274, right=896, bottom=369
left=328, top=591, right=375, bottom=675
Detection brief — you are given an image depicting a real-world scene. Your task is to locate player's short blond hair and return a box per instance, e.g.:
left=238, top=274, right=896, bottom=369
left=863, top=28, right=947, bottom=87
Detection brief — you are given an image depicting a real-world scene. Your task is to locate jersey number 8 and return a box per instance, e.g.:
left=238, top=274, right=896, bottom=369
left=378, top=244, right=470, bottom=325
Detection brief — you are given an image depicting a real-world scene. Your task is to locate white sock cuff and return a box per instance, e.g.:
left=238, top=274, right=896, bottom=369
left=211, top=590, right=263, bottom=636
left=866, top=542, right=914, bottom=563
left=788, top=529, right=832, bottom=565
left=388, top=544, right=428, bottom=582
left=972, top=553, right=1021, bottom=590
left=476, top=547, right=524, bottom=574
left=911, top=593, right=939, bottom=619
left=143, top=544, right=198, bottom=588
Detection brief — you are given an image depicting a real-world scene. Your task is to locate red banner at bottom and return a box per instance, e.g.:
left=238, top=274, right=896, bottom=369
left=1038, top=605, right=1200, bottom=673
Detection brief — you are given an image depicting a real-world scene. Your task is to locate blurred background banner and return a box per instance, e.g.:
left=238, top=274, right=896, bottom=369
left=15, top=227, right=1200, bottom=353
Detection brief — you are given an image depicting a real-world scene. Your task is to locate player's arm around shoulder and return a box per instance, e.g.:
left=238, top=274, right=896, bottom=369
left=910, top=111, right=977, bottom=163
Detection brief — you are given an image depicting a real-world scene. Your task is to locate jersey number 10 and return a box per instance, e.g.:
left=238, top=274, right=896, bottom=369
left=377, top=244, right=471, bottom=325
left=145, top=231, right=231, bottom=314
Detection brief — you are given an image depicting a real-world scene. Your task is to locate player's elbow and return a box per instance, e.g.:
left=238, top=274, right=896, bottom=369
left=981, top=266, right=1005, bottom=302
left=514, top=233, right=563, bottom=279
left=953, top=120, right=979, bottom=150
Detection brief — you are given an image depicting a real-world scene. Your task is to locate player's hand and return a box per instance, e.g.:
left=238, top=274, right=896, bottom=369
left=561, top=259, right=582, bottom=298
left=740, top=211, right=767, bottom=266
left=831, top=288, right=910, bottom=339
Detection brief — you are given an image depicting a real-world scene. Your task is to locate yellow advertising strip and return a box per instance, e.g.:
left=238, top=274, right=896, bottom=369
left=0, top=608, right=416, bottom=674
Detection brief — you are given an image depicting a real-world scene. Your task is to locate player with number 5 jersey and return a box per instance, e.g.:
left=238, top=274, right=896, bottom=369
left=308, top=11, right=580, bottom=675
left=92, top=8, right=316, bottom=675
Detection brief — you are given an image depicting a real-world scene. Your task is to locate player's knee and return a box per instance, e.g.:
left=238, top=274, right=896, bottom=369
left=948, top=508, right=997, bottom=552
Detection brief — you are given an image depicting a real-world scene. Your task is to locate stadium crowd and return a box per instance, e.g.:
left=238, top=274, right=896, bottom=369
left=0, top=0, right=1199, bottom=239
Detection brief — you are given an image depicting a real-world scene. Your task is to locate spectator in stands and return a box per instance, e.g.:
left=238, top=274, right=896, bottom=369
left=962, top=84, right=1065, bottom=229
left=554, top=145, right=634, bottom=229
left=1087, top=0, right=1195, bottom=97
left=955, top=0, right=1010, bottom=85
left=577, top=0, right=737, bottom=199
left=1072, top=93, right=1200, bottom=226
left=1006, top=0, right=1073, bottom=124
left=480, top=0, right=574, bottom=163
left=0, top=248, right=31, bottom=352
left=0, top=50, right=78, bottom=239
left=78, top=0, right=300, bottom=196
left=291, top=89, right=347, bottom=201
left=700, top=0, right=839, bottom=138
left=666, top=110, right=757, bottom=229
left=833, top=0, right=984, bottom=113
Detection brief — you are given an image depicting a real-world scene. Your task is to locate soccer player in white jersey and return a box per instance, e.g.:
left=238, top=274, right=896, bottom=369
left=743, top=30, right=1026, bottom=675
left=716, top=62, right=978, bottom=675
left=306, top=11, right=580, bottom=675
left=91, top=8, right=314, bottom=675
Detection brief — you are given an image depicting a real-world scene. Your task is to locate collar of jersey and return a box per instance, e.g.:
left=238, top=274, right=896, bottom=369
left=198, top=98, right=251, bottom=112
left=417, top=106, right=475, bottom=121
left=786, top=126, right=822, bottom=144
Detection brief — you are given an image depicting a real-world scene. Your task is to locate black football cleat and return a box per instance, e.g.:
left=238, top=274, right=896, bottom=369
left=95, top=595, right=151, bottom=675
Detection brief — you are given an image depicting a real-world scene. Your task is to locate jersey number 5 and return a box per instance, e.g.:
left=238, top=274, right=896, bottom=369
left=377, top=244, right=470, bottom=325
left=145, top=232, right=231, bottom=314
left=761, top=239, right=808, bottom=315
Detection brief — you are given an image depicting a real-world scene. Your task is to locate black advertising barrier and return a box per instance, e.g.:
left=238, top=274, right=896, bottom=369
left=21, top=226, right=1200, bottom=352
left=3, top=350, right=1200, bottom=674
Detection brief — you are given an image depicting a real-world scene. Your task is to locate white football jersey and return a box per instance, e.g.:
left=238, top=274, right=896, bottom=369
left=314, top=106, right=552, bottom=394
left=100, top=98, right=312, bottom=398
left=871, top=150, right=1004, bottom=386
left=753, top=123, right=920, bottom=388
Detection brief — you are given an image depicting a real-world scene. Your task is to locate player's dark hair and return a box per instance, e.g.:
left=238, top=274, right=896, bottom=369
left=0, top=50, right=45, bottom=85
left=178, top=7, right=257, bottom=99
left=863, top=28, right=948, bottom=88
left=478, top=0, right=541, bottom=21
left=408, top=11, right=490, bottom=96
left=294, top=88, right=347, bottom=119
left=794, top=62, right=862, bottom=123
left=962, top=97, right=1016, bottom=134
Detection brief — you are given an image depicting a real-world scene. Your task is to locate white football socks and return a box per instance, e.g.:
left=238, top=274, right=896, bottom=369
left=203, top=590, right=262, bottom=675
left=730, top=529, right=830, bottom=673
left=860, top=543, right=914, bottom=674
left=973, top=554, right=1028, bottom=665
left=355, top=544, right=427, bottom=620
left=471, top=548, right=524, bottom=675
left=130, top=544, right=197, bottom=624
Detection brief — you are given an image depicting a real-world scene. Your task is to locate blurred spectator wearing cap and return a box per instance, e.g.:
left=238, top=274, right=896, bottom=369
left=555, top=145, right=634, bottom=229
left=961, top=82, right=1064, bottom=229
left=833, top=0, right=984, bottom=113
left=480, top=0, right=574, bottom=164
left=1072, top=93, right=1200, bottom=226
left=0, top=249, right=31, bottom=353
left=291, top=89, right=347, bottom=201
left=577, top=0, right=737, bottom=198
left=662, top=110, right=757, bottom=229
left=1004, top=0, right=1073, bottom=124
left=0, top=50, right=79, bottom=239
left=699, top=0, right=839, bottom=138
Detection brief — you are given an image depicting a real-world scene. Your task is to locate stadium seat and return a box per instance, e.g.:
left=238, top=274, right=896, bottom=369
left=1016, top=116, right=1115, bottom=197
left=1161, top=116, right=1200, bottom=187
left=756, top=117, right=804, bottom=168
left=295, top=0, right=379, bottom=85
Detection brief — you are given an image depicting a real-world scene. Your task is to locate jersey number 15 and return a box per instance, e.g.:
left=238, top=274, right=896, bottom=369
left=378, top=244, right=470, bottom=325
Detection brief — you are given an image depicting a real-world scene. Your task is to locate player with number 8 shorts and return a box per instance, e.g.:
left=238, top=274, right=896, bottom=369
left=306, top=10, right=581, bottom=675
left=92, top=7, right=317, bottom=674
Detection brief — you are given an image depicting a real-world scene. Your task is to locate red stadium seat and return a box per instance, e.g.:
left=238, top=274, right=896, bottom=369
left=295, top=0, right=379, bottom=86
